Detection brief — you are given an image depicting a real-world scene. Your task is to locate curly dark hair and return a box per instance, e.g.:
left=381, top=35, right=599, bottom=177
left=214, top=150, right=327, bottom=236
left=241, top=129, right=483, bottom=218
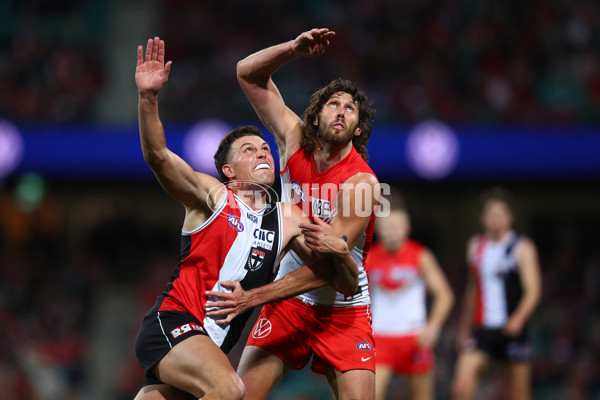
left=214, top=125, right=264, bottom=183
left=300, top=78, right=376, bottom=161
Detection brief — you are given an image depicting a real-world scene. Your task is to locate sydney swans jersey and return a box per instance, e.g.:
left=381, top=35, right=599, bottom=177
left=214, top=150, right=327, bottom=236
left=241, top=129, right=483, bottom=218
left=278, top=146, right=378, bottom=307
left=468, top=231, right=524, bottom=329
left=151, top=189, right=283, bottom=353
left=369, top=240, right=427, bottom=336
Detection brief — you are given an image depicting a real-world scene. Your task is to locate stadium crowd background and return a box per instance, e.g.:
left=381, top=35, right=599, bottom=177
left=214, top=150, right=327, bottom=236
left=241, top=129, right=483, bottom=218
left=0, top=0, right=599, bottom=399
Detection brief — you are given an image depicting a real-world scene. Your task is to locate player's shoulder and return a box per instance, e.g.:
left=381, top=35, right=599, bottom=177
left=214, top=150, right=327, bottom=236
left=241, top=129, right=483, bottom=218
left=279, top=201, right=309, bottom=224
left=343, top=171, right=379, bottom=188
left=465, top=234, right=483, bottom=256
left=406, top=238, right=426, bottom=252
left=515, top=234, right=537, bottom=254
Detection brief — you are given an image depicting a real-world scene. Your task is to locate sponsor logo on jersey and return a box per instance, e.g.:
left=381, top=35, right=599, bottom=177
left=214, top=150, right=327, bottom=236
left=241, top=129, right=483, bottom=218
left=252, top=318, right=272, bottom=339
left=246, top=212, right=258, bottom=224
left=170, top=323, right=204, bottom=339
left=356, top=341, right=372, bottom=351
left=290, top=180, right=307, bottom=203
left=227, top=214, right=244, bottom=232
left=311, top=197, right=332, bottom=219
left=252, top=228, right=275, bottom=250
left=246, top=248, right=265, bottom=272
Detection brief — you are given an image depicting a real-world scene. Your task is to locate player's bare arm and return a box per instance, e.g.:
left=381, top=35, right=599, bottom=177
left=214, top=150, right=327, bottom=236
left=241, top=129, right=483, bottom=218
left=137, top=37, right=225, bottom=230
left=457, top=237, right=478, bottom=349
left=237, top=28, right=335, bottom=164
left=241, top=171, right=381, bottom=304
left=503, top=237, right=542, bottom=336
left=419, top=248, right=455, bottom=348
left=328, top=171, right=381, bottom=248
left=216, top=171, right=380, bottom=313
left=204, top=203, right=358, bottom=324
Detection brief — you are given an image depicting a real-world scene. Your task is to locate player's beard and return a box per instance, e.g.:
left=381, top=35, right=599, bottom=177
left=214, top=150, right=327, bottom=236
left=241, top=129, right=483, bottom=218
left=318, top=120, right=356, bottom=145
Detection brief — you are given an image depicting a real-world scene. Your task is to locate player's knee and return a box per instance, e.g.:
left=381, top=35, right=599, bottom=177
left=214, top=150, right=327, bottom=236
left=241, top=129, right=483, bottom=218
left=211, top=372, right=245, bottom=400
left=451, top=377, right=474, bottom=400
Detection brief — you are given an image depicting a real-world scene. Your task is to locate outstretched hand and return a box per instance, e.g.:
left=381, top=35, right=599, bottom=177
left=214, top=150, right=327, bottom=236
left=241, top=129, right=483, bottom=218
left=205, top=281, right=251, bottom=325
left=292, top=28, right=336, bottom=58
left=299, top=216, right=349, bottom=256
left=135, top=36, right=172, bottom=95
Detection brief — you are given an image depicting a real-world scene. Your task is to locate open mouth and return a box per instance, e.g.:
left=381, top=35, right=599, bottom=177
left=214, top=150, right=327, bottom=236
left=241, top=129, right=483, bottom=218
left=333, top=122, right=345, bottom=129
left=254, top=163, right=271, bottom=171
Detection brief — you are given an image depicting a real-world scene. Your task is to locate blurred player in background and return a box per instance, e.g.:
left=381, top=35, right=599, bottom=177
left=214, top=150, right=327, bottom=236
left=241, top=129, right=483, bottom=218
left=452, top=187, right=541, bottom=400
left=369, top=192, right=454, bottom=400
left=206, top=28, right=381, bottom=399
left=133, top=36, right=358, bottom=400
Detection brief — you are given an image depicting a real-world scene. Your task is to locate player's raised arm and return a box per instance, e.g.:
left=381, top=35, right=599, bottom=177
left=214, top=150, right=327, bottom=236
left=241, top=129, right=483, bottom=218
left=136, top=37, right=223, bottom=216
left=236, top=28, right=335, bottom=164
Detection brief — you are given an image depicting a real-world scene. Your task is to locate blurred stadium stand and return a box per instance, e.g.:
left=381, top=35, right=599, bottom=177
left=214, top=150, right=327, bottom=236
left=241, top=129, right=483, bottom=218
left=0, top=1, right=599, bottom=399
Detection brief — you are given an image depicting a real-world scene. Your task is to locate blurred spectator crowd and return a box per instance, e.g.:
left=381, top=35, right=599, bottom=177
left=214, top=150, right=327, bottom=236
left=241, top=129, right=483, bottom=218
left=1, top=0, right=600, bottom=124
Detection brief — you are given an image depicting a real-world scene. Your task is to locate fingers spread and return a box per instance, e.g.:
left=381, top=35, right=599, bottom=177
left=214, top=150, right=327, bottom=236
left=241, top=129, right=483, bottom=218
left=137, top=45, right=144, bottom=66
left=158, top=39, right=165, bottom=64
left=145, top=38, right=153, bottom=62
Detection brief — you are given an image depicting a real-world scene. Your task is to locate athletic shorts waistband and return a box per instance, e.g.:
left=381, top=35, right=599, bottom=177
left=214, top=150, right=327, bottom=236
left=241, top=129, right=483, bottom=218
left=289, top=297, right=370, bottom=317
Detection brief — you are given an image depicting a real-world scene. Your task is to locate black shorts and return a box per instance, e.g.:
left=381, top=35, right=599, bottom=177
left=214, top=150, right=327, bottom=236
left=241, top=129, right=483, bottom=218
left=467, top=327, right=532, bottom=362
left=134, top=310, right=209, bottom=387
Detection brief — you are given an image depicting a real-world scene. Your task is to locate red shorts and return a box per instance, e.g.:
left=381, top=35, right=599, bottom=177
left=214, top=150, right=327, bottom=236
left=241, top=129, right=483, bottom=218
left=374, top=334, right=434, bottom=375
left=246, top=297, right=375, bottom=374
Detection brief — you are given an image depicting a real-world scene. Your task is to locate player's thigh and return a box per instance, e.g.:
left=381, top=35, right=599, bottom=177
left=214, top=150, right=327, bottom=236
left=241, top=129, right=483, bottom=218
left=134, top=384, right=191, bottom=400
left=326, top=367, right=375, bottom=400
left=374, top=364, right=394, bottom=400
left=408, top=372, right=434, bottom=400
left=154, top=334, right=244, bottom=399
left=505, top=361, right=532, bottom=400
left=237, top=345, right=289, bottom=400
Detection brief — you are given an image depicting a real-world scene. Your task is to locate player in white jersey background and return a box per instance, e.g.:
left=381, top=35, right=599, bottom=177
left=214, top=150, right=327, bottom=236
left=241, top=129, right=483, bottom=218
left=452, top=187, right=542, bottom=400
left=368, top=192, right=454, bottom=400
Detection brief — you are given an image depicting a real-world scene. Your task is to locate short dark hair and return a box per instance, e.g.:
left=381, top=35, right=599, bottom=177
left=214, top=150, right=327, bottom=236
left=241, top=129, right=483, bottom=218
left=214, top=126, right=264, bottom=183
left=480, top=186, right=513, bottom=211
left=300, top=78, right=376, bottom=161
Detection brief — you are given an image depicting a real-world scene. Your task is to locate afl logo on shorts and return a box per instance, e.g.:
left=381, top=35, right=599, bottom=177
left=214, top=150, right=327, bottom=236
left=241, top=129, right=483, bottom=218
left=356, top=341, right=372, bottom=351
left=252, top=318, right=272, bottom=339
left=227, top=214, right=244, bottom=232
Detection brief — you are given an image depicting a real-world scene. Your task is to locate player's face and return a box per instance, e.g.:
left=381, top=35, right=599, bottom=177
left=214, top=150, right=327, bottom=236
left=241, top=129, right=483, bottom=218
left=225, top=135, right=275, bottom=186
left=481, top=200, right=513, bottom=235
left=376, top=210, right=410, bottom=250
left=315, top=92, right=361, bottom=145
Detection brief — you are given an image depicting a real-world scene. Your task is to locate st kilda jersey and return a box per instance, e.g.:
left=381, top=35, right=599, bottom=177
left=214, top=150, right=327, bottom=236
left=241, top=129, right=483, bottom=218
left=278, top=146, right=378, bottom=307
left=150, top=188, right=283, bottom=353
left=468, top=230, right=525, bottom=329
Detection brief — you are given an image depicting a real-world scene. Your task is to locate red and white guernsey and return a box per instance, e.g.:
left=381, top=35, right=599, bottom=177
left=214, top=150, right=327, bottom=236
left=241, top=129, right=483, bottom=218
left=151, top=188, right=284, bottom=352
left=368, top=239, right=427, bottom=336
left=469, top=230, right=524, bottom=329
left=277, top=146, right=378, bottom=307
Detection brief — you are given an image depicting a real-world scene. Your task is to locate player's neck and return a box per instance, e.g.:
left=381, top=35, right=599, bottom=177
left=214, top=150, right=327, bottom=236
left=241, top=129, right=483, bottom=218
left=232, top=188, right=268, bottom=211
left=487, top=229, right=511, bottom=242
left=313, top=142, right=353, bottom=173
left=383, top=238, right=406, bottom=253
